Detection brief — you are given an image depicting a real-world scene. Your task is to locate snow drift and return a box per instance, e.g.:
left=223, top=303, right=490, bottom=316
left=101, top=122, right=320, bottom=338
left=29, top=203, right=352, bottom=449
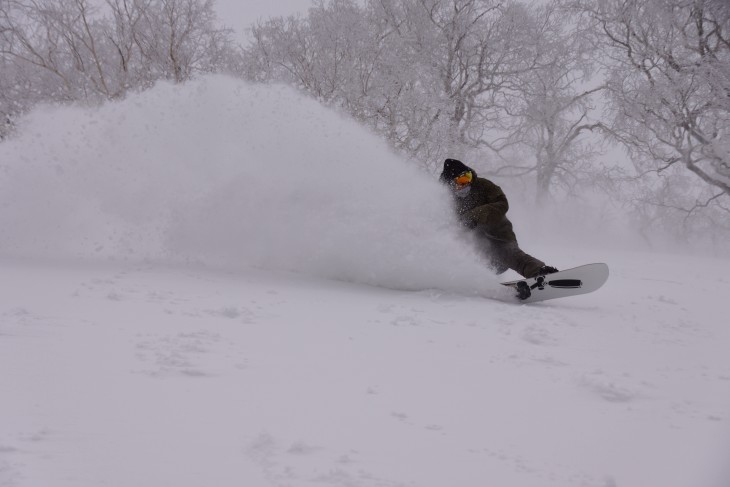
left=0, top=76, right=497, bottom=294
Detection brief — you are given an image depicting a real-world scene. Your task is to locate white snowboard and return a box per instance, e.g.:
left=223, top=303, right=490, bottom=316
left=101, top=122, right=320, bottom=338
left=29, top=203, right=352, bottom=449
left=501, top=263, right=609, bottom=303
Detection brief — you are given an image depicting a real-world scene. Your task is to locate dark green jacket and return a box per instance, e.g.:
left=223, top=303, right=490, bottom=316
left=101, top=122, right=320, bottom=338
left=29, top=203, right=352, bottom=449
left=452, top=172, right=517, bottom=243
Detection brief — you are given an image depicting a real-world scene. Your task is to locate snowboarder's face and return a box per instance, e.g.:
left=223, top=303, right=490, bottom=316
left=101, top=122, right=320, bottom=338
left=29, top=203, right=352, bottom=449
left=453, top=171, right=473, bottom=190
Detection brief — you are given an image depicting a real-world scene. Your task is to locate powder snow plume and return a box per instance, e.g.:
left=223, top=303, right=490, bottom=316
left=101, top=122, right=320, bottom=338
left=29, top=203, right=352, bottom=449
left=0, top=75, right=498, bottom=294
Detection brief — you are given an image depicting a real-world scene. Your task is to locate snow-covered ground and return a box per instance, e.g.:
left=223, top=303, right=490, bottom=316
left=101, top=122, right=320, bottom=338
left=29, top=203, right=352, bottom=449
left=1, top=77, right=728, bottom=487
left=1, top=248, right=729, bottom=487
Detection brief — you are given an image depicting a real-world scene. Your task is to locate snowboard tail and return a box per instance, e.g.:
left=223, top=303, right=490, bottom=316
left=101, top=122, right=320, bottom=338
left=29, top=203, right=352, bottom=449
left=501, top=263, right=609, bottom=303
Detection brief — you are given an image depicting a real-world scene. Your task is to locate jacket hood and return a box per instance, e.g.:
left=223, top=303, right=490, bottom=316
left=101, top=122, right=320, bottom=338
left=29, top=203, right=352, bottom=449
left=439, top=158, right=477, bottom=183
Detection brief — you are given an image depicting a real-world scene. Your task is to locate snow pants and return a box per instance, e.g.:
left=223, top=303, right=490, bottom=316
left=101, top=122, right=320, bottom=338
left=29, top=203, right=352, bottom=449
left=480, top=239, right=545, bottom=278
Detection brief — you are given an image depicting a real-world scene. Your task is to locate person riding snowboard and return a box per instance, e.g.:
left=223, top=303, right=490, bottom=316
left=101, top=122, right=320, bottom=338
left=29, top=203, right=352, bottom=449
left=439, top=158, right=558, bottom=279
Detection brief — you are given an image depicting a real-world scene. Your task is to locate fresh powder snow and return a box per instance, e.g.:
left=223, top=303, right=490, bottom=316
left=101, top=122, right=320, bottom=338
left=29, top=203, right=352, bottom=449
left=0, top=76, right=728, bottom=487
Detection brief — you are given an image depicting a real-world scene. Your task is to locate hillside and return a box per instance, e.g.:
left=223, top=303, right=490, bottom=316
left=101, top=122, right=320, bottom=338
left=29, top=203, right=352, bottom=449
left=1, top=248, right=729, bottom=487
left=0, top=77, right=728, bottom=487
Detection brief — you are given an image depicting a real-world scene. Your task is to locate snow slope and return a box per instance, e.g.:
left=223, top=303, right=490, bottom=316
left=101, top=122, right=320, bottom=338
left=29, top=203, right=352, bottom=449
left=1, top=250, right=729, bottom=487
left=1, top=76, right=728, bottom=487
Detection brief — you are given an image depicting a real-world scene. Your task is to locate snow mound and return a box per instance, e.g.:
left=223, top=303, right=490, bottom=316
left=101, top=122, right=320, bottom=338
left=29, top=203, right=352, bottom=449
left=0, top=75, right=497, bottom=294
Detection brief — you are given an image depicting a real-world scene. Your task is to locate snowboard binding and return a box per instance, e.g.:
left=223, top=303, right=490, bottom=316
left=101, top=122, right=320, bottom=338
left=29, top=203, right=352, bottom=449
left=515, top=281, right=531, bottom=300
left=515, top=276, right=546, bottom=300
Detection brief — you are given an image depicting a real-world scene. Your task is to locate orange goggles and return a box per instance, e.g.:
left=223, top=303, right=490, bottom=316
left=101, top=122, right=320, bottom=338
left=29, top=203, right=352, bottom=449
left=454, top=171, right=473, bottom=186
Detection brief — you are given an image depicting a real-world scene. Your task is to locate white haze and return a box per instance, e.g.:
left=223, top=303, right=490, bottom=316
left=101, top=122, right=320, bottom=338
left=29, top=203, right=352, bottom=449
left=0, top=75, right=499, bottom=295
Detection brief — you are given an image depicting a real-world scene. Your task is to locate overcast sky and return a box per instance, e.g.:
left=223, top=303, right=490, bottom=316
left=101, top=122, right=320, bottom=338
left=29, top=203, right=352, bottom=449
left=214, top=0, right=313, bottom=41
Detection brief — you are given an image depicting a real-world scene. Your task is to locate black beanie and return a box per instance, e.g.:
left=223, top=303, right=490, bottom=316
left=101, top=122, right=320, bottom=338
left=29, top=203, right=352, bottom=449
left=439, top=158, right=473, bottom=183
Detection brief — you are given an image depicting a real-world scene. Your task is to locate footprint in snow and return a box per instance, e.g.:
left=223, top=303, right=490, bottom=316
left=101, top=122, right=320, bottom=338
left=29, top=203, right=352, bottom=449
left=247, top=434, right=374, bottom=486
left=579, top=376, right=638, bottom=403
left=521, top=325, right=557, bottom=346
left=133, top=331, right=228, bottom=377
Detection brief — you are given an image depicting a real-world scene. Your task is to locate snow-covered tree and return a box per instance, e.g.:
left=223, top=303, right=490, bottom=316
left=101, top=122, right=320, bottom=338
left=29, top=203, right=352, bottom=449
left=0, top=0, right=235, bottom=138
left=243, top=0, right=547, bottom=169
left=572, top=0, right=730, bottom=210
left=0, top=0, right=123, bottom=101
left=121, top=0, right=233, bottom=84
left=244, top=0, right=365, bottom=102
left=400, top=0, right=538, bottom=158
left=497, top=1, right=605, bottom=203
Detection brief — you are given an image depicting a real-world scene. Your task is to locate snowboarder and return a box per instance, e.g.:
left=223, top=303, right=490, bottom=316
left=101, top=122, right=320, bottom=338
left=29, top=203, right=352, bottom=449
left=439, top=158, right=558, bottom=279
